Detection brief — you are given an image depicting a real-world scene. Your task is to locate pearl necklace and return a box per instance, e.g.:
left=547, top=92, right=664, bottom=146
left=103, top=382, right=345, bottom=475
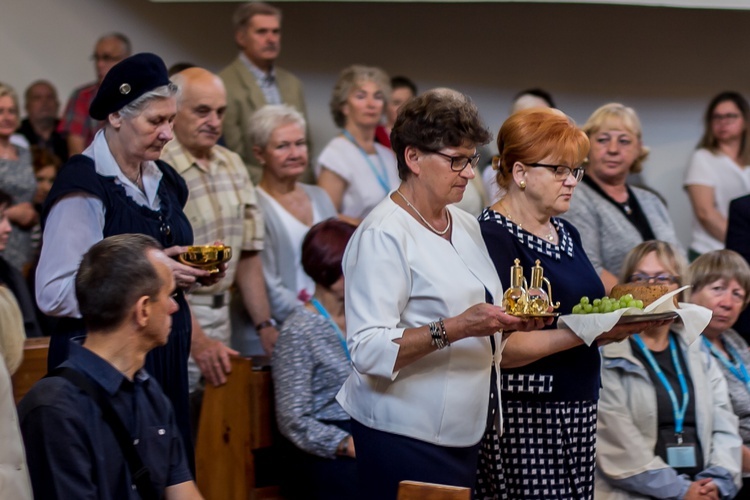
left=396, top=190, right=451, bottom=236
left=499, top=201, right=556, bottom=242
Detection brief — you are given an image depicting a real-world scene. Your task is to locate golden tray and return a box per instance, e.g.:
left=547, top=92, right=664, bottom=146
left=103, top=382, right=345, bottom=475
left=508, top=312, right=561, bottom=319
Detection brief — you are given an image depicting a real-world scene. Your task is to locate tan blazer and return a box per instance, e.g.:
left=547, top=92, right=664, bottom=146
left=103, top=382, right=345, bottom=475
left=219, top=57, right=311, bottom=184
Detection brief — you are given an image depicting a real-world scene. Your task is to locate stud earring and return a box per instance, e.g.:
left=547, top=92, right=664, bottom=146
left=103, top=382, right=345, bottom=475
left=519, top=180, right=526, bottom=190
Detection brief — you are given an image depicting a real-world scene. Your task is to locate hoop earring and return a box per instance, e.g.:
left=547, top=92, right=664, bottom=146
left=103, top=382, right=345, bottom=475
left=519, top=180, right=526, bottom=190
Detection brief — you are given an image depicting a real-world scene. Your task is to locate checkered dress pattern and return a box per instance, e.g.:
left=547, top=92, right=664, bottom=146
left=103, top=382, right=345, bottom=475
left=475, top=385, right=597, bottom=499
left=476, top=208, right=600, bottom=499
left=478, top=210, right=574, bottom=260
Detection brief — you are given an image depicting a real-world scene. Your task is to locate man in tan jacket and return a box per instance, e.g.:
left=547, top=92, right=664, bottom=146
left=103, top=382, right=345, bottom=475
left=219, top=2, right=310, bottom=184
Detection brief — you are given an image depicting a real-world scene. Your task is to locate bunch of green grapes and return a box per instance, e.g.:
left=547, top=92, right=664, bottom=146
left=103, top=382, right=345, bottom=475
left=571, top=294, right=644, bottom=314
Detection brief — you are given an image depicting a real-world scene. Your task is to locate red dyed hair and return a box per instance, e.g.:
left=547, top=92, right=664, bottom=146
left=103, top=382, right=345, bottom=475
left=301, top=219, right=357, bottom=289
left=494, top=108, right=589, bottom=190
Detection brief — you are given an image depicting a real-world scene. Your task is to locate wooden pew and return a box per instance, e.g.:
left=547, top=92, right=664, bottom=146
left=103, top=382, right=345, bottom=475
left=397, top=480, right=471, bottom=500
left=195, top=357, right=282, bottom=500
left=12, top=337, right=50, bottom=404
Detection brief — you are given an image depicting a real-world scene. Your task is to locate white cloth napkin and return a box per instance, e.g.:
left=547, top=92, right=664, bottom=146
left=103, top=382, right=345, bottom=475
left=558, top=286, right=712, bottom=346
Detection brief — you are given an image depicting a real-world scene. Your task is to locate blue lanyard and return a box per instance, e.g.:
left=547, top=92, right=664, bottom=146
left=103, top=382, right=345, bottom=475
left=633, top=333, right=690, bottom=438
left=310, top=297, right=351, bottom=361
left=341, top=129, right=391, bottom=195
left=702, top=337, right=750, bottom=392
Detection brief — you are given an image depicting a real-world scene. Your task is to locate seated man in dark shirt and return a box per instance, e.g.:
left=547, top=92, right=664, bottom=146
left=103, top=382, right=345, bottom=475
left=18, top=234, right=202, bottom=499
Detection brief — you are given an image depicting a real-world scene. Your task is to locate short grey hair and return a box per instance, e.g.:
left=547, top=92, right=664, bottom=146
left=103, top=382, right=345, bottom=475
left=117, top=83, right=178, bottom=119
left=232, top=2, right=281, bottom=34
left=97, top=32, right=132, bottom=56
left=330, top=65, right=390, bottom=128
left=248, top=104, right=306, bottom=149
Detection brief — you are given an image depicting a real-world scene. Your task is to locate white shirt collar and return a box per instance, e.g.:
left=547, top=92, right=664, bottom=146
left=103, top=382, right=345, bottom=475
left=84, top=129, right=163, bottom=210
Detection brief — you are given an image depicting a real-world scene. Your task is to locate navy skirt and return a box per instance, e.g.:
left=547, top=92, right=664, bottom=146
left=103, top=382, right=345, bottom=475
left=352, top=419, right=481, bottom=500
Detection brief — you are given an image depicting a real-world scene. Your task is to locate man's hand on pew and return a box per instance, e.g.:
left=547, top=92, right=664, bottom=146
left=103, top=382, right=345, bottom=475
left=191, top=315, right=239, bottom=386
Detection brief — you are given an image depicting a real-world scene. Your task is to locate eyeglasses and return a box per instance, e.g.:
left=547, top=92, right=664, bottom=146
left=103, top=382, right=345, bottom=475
left=711, top=113, right=741, bottom=123
left=628, top=273, right=679, bottom=285
left=526, top=163, right=585, bottom=182
left=431, top=151, right=481, bottom=173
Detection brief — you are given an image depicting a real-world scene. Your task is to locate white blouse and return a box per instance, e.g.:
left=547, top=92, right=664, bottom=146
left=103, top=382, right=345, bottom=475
left=315, top=136, right=399, bottom=220
left=336, top=195, right=505, bottom=446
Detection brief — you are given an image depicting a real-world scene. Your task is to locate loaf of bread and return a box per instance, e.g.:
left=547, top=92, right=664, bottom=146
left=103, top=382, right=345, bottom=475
left=610, top=283, right=668, bottom=307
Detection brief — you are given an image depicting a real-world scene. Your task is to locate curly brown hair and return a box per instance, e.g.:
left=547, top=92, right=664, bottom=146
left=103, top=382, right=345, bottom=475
left=391, top=88, right=491, bottom=181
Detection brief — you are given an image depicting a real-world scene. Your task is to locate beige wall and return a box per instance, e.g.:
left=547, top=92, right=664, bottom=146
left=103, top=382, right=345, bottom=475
left=4, top=0, right=750, bottom=247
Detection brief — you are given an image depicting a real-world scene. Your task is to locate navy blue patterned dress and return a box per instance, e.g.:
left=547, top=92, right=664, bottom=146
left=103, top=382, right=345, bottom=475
left=42, top=154, right=195, bottom=472
left=476, top=209, right=605, bottom=500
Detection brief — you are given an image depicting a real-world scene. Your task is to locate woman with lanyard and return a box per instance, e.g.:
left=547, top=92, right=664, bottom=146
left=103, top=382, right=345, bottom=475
left=596, top=240, right=742, bottom=500
left=271, top=219, right=357, bottom=500
left=316, top=65, right=399, bottom=223
left=688, top=249, right=750, bottom=491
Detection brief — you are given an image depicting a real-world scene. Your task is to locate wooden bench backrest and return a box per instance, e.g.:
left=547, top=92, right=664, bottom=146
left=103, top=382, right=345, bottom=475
left=397, top=480, right=471, bottom=500
left=195, top=357, right=279, bottom=500
left=12, top=337, right=50, bottom=404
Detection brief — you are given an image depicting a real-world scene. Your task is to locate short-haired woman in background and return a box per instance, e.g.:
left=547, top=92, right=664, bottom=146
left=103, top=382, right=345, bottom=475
left=564, top=103, right=682, bottom=293
left=251, top=104, right=336, bottom=323
left=316, top=65, right=399, bottom=222
left=689, top=250, right=750, bottom=488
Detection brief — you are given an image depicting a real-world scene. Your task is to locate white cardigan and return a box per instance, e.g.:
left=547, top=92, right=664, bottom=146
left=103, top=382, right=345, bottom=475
left=336, top=196, right=505, bottom=446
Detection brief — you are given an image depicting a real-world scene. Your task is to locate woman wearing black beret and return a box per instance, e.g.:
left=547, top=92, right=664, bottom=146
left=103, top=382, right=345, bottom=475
left=35, top=52, right=219, bottom=471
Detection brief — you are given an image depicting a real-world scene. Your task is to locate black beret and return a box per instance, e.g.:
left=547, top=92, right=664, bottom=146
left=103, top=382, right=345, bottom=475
left=89, top=52, right=170, bottom=120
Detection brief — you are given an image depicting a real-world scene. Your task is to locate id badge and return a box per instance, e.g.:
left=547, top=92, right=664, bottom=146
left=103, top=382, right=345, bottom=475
left=666, top=443, right=697, bottom=469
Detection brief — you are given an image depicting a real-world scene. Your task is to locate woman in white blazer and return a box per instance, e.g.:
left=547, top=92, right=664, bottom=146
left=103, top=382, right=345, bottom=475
left=336, top=89, right=545, bottom=499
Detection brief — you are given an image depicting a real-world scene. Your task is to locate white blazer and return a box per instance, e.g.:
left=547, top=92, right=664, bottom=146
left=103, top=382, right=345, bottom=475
left=336, top=197, right=505, bottom=446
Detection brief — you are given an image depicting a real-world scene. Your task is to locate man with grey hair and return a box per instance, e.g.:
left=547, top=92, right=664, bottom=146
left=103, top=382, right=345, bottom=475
left=219, top=2, right=310, bottom=184
left=163, top=67, right=278, bottom=408
left=58, top=33, right=131, bottom=155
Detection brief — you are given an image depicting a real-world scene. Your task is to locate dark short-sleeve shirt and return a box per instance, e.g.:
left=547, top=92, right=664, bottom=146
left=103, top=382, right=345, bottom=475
left=18, top=341, right=192, bottom=499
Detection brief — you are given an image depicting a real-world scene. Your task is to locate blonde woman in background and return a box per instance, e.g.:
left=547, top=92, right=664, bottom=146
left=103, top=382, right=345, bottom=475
left=0, top=286, right=33, bottom=499
left=564, top=103, right=682, bottom=293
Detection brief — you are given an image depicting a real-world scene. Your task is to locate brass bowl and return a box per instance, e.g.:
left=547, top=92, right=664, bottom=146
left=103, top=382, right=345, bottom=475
left=178, top=245, right=232, bottom=273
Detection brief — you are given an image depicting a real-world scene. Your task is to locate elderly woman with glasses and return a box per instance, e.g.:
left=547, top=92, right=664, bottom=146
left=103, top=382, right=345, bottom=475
left=336, top=89, right=544, bottom=500
left=35, top=53, right=218, bottom=468
left=596, top=241, right=742, bottom=500
left=685, top=92, right=750, bottom=260
left=478, top=107, right=658, bottom=499
left=688, top=250, right=750, bottom=486
left=564, top=103, right=682, bottom=293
